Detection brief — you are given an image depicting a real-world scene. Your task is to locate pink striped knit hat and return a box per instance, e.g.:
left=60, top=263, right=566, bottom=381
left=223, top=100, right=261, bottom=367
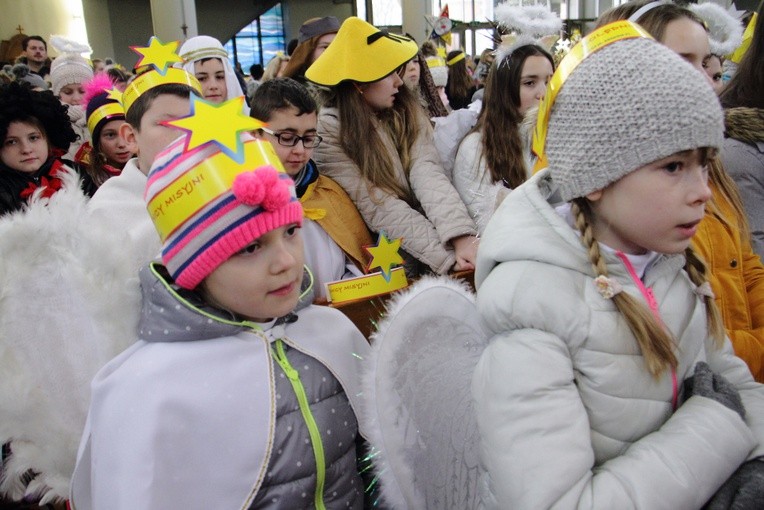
left=145, top=132, right=303, bottom=289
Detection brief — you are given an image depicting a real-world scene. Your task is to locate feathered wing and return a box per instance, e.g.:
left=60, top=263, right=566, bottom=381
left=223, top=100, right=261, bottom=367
left=0, top=169, right=140, bottom=503
left=363, top=276, right=490, bottom=509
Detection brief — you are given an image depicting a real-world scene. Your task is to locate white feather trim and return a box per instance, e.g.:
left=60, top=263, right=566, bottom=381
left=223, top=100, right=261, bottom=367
left=0, top=168, right=140, bottom=502
left=689, top=3, right=744, bottom=56
left=50, top=35, right=92, bottom=56
left=363, top=276, right=484, bottom=509
left=494, top=2, right=562, bottom=37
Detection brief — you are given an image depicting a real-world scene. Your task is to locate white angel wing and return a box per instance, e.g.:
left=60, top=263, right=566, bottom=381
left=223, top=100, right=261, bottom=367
left=0, top=170, right=140, bottom=503
left=363, top=276, right=490, bottom=509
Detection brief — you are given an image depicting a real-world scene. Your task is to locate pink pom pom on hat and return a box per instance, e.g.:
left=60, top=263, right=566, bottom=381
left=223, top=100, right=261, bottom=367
left=145, top=133, right=303, bottom=289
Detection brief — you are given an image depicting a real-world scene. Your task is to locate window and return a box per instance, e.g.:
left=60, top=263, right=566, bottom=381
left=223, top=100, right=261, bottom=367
left=224, top=3, right=286, bottom=72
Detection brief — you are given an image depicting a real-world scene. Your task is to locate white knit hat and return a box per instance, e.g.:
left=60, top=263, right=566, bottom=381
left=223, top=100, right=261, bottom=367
left=49, top=36, right=93, bottom=95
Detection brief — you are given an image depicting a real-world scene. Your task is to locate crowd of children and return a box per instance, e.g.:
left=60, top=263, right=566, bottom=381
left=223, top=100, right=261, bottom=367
left=0, top=0, right=763, bottom=509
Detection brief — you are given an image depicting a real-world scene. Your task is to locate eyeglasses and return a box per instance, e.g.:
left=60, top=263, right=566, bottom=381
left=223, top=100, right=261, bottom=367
left=260, top=127, right=322, bottom=148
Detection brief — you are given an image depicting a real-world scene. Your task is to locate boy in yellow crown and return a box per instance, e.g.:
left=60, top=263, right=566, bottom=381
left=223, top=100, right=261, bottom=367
left=70, top=95, right=371, bottom=509
left=87, top=37, right=203, bottom=270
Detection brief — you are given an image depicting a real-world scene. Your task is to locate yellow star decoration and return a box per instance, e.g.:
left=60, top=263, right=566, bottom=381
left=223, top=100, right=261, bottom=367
left=162, top=95, right=264, bottom=163
left=130, top=37, right=182, bottom=74
left=106, top=87, right=123, bottom=105
left=365, top=231, right=404, bottom=282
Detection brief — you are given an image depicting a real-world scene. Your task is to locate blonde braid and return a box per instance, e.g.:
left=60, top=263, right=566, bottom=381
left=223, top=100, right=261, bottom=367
left=684, top=247, right=725, bottom=347
left=571, top=199, right=678, bottom=377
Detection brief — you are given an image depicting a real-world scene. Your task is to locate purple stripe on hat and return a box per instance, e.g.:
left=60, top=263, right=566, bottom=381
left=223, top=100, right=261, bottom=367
left=163, top=193, right=237, bottom=255
left=173, top=200, right=303, bottom=289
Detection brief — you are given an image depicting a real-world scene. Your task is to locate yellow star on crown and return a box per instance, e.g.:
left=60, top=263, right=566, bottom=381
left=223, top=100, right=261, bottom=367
left=105, top=87, right=123, bottom=105
left=365, top=231, right=404, bottom=282
left=162, top=95, right=264, bottom=163
left=130, top=37, right=182, bottom=74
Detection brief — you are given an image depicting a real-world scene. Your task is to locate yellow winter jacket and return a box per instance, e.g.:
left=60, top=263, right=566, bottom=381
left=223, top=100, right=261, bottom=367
left=693, top=183, right=764, bottom=382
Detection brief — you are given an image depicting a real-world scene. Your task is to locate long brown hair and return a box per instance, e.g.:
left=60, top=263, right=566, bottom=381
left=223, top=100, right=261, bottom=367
left=282, top=33, right=325, bottom=80
left=475, top=44, right=553, bottom=189
left=323, top=80, right=424, bottom=203
left=571, top=197, right=724, bottom=377
left=445, top=51, right=473, bottom=103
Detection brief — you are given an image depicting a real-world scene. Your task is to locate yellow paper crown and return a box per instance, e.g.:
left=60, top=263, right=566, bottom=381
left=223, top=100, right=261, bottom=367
left=446, top=50, right=465, bottom=66
left=147, top=138, right=286, bottom=242
left=426, top=56, right=446, bottom=68
left=305, top=17, right=418, bottom=85
left=531, top=21, right=652, bottom=172
left=123, top=37, right=202, bottom=114
left=87, top=102, right=125, bottom=135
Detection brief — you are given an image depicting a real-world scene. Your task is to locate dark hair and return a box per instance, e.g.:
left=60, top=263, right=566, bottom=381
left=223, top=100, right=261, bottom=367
left=125, top=83, right=199, bottom=130
left=287, top=38, right=299, bottom=56
left=0, top=81, right=76, bottom=150
left=106, top=66, right=130, bottom=85
left=445, top=50, right=473, bottom=105
left=249, top=64, right=264, bottom=80
left=250, top=77, right=316, bottom=122
left=22, top=35, right=47, bottom=52
left=720, top=2, right=764, bottom=109
left=475, top=44, right=554, bottom=188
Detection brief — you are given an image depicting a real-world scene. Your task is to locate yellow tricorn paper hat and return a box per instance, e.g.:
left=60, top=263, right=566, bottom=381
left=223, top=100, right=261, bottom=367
left=305, top=17, right=418, bottom=86
left=123, top=37, right=202, bottom=114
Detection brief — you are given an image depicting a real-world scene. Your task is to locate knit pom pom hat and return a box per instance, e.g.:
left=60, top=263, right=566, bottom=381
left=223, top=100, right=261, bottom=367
left=145, top=133, right=303, bottom=289
left=49, top=36, right=94, bottom=96
left=546, top=34, right=723, bottom=202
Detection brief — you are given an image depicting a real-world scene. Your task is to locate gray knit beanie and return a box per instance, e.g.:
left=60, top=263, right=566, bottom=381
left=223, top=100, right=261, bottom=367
left=547, top=37, right=723, bottom=202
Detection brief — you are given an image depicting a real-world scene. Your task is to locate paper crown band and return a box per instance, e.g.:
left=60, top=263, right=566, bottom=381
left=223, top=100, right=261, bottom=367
left=446, top=51, right=465, bottom=66
left=531, top=21, right=652, bottom=172
left=122, top=68, right=202, bottom=114
left=87, top=102, right=125, bottom=135
left=147, top=138, right=286, bottom=242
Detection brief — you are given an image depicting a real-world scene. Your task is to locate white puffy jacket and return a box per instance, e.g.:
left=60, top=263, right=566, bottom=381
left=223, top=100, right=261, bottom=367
left=472, top=169, right=764, bottom=509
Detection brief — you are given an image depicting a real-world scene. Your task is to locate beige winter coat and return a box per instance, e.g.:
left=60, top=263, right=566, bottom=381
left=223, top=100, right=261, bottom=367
left=314, top=107, right=477, bottom=274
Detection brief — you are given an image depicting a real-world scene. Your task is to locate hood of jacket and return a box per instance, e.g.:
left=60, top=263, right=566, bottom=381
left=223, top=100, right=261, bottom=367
left=138, top=262, right=315, bottom=343
left=475, top=169, right=681, bottom=291
left=725, top=107, right=764, bottom=145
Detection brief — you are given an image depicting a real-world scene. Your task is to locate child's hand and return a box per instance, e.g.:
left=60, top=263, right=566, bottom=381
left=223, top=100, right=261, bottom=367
left=451, top=235, right=479, bottom=272
left=704, top=457, right=764, bottom=510
left=683, top=362, right=746, bottom=419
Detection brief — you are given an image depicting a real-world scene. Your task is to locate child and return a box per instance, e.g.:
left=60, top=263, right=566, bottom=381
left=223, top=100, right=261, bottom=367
left=87, top=38, right=202, bottom=271
left=444, top=50, right=475, bottom=111
left=307, top=17, right=479, bottom=277
left=599, top=0, right=764, bottom=383
left=49, top=36, right=95, bottom=160
left=70, top=99, right=371, bottom=509
left=77, top=73, right=132, bottom=186
left=178, top=35, right=247, bottom=109
left=471, top=26, right=764, bottom=508
left=282, top=16, right=340, bottom=85
left=0, top=81, right=96, bottom=216
left=251, top=77, right=372, bottom=300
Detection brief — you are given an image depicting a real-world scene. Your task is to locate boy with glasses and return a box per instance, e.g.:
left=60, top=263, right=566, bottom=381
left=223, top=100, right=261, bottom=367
left=252, top=78, right=373, bottom=300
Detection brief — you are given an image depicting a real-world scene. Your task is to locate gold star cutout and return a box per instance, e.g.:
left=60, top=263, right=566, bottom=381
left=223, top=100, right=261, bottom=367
left=162, top=95, right=264, bottom=163
left=365, top=231, right=404, bottom=282
left=130, top=37, right=182, bottom=74
left=106, top=87, right=123, bottom=105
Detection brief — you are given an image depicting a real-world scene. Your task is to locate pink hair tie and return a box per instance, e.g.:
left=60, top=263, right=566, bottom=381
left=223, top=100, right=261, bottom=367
left=594, top=275, right=623, bottom=299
